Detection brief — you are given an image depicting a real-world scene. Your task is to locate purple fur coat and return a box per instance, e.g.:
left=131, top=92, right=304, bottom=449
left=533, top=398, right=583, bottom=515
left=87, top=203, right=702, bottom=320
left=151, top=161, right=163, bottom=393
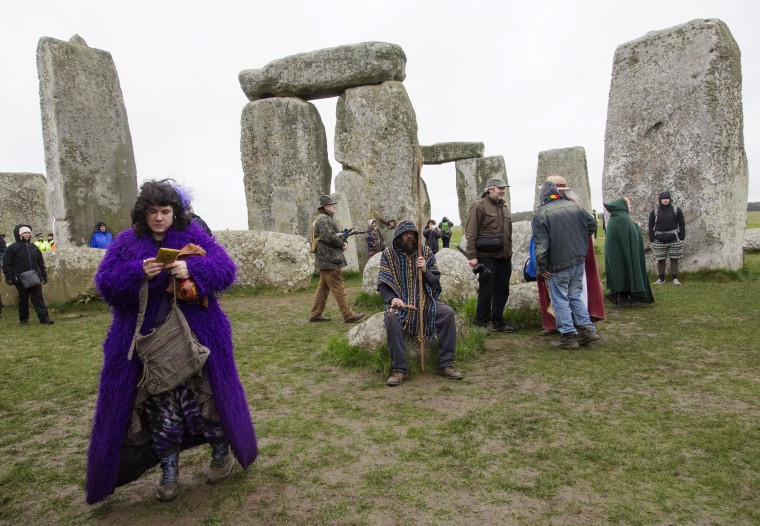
left=85, top=222, right=258, bottom=504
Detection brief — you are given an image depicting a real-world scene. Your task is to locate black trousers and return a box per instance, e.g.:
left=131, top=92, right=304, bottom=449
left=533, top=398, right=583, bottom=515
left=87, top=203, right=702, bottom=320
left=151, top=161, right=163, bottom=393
left=14, top=283, right=50, bottom=322
left=386, top=301, right=456, bottom=374
left=475, top=257, right=511, bottom=328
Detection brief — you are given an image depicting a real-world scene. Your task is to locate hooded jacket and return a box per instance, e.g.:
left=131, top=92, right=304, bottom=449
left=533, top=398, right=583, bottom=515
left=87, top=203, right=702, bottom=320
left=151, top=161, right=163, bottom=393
left=604, top=199, right=654, bottom=304
left=377, top=221, right=441, bottom=339
left=532, top=182, right=597, bottom=273
left=647, top=191, right=685, bottom=243
left=89, top=224, right=114, bottom=249
left=2, top=224, right=48, bottom=285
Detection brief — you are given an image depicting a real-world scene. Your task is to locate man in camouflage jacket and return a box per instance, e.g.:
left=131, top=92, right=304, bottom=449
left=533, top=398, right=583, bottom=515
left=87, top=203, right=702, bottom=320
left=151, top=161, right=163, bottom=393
left=309, top=195, right=365, bottom=323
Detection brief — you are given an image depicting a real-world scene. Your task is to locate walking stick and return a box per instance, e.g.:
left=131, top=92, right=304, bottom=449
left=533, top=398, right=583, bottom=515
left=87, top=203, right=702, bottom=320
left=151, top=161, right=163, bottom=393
left=416, top=147, right=425, bottom=372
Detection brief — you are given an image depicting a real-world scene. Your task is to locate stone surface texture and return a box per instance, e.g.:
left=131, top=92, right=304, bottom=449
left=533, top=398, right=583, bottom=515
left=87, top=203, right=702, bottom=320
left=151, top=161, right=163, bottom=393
left=506, top=282, right=540, bottom=311
left=239, top=42, right=406, bottom=102
left=214, top=230, right=315, bottom=291
left=456, top=156, right=510, bottom=233
left=534, top=147, right=593, bottom=211
left=362, top=247, right=477, bottom=306
left=510, top=221, right=533, bottom=283
left=602, top=19, right=748, bottom=271
left=37, top=36, right=137, bottom=248
left=241, top=97, right=331, bottom=239
left=743, top=229, right=760, bottom=252
left=334, top=81, right=429, bottom=269
left=0, top=173, right=53, bottom=237
left=421, top=142, right=484, bottom=165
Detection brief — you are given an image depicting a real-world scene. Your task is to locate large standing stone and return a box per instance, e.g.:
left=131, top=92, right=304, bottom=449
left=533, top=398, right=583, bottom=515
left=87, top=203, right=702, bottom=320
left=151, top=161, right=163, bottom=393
left=421, top=142, right=484, bottom=165
left=241, top=97, right=331, bottom=239
left=239, top=42, right=406, bottom=102
left=214, top=230, right=314, bottom=291
left=534, top=147, right=593, bottom=211
left=456, top=156, right=510, bottom=233
left=0, top=173, right=52, bottom=237
left=334, top=81, right=429, bottom=269
left=602, top=19, right=748, bottom=271
left=37, top=35, right=137, bottom=248
left=510, top=221, right=533, bottom=283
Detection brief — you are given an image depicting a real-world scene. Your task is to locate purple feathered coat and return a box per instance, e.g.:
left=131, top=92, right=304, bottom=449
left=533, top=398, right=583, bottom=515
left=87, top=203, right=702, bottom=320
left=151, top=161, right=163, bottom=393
left=85, top=222, right=258, bottom=504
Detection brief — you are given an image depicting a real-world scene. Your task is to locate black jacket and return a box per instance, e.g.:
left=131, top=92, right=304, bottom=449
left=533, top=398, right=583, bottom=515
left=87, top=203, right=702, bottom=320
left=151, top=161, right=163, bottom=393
left=2, top=224, right=48, bottom=285
left=648, top=204, right=685, bottom=243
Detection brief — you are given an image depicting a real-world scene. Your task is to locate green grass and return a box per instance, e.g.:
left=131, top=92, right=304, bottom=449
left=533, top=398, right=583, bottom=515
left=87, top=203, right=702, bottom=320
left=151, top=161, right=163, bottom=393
left=1, top=254, right=759, bottom=524
left=747, top=210, right=760, bottom=229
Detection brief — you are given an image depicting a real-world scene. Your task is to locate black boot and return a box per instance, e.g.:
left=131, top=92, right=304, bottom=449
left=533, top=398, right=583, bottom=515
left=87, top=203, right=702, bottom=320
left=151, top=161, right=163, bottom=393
left=155, top=452, right=179, bottom=502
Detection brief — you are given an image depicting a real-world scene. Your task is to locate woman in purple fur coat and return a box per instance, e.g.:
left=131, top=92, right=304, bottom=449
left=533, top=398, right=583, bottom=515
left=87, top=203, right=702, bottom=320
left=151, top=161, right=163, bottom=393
left=86, top=180, right=257, bottom=504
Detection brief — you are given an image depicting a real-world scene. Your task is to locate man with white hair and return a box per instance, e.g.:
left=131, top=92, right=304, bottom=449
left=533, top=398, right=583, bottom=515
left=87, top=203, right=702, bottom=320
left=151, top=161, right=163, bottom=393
left=464, top=177, right=515, bottom=334
left=2, top=224, right=54, bottom=325
left=532, top=180, right=599, bottom=349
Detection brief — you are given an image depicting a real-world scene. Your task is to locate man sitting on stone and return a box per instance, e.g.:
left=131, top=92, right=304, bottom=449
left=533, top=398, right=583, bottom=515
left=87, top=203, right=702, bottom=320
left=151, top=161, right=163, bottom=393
left=378, top=219, right=463, bottom=386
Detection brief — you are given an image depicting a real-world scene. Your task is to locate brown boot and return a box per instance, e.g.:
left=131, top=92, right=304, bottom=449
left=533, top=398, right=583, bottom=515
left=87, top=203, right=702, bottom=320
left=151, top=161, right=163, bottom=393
left=437, top=367, right=463, bottom=380
left=386, top=371, right=408, bottom=387
left=577, top=328, right=600, bottom=346
left=345, top=312, right=365, bottom=323
left=551, top=333, right=579, bottom=349
left=207, top=440, right=234, bottom=484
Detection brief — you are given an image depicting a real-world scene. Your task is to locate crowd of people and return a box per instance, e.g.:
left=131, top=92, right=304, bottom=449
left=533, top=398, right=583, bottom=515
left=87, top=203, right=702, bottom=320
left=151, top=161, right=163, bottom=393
left=2, top=177, right=685, bottom=504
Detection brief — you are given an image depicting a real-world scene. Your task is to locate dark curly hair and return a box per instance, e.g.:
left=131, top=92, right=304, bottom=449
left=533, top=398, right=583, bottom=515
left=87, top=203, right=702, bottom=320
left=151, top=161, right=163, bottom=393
left=131, top=179, right=191, bottom=236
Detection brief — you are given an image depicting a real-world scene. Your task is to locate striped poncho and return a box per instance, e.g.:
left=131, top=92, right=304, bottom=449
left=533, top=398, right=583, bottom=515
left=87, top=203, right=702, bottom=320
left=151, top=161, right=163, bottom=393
left=378, top=243, right=442, bottom=340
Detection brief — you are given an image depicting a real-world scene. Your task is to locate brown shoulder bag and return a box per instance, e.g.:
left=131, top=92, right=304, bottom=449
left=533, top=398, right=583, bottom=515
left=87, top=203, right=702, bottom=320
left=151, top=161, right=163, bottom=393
left=127, top=279, right=210, bottom=395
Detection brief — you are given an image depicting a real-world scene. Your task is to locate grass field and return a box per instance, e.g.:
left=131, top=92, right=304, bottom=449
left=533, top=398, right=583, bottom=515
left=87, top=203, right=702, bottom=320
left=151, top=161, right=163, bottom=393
left=1, top=235, right=759, bottom=524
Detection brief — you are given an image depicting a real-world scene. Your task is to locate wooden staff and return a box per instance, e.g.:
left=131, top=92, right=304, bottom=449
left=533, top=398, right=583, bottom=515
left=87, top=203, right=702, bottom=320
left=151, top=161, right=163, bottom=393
left=416, top=147, right=425, bottom=372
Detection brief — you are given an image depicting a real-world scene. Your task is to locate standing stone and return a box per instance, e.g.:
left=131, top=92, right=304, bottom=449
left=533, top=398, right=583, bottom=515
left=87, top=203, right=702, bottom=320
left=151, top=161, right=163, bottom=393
left=510, top=221, right=533, bottom=283
left=456, top=156, right=510, bottom=233
left=334, top=81, right=429, bottom=269
left=239, top=42, right=406, bottom=102
left=37, top=35, right=137, bottom=248
left=0, top=173, right=52, bottom=237
left=534, top=147, right=593, bottom=211
left=241, top=97, right=331, bottom=239
left=602, top=19, right=748, bottom=271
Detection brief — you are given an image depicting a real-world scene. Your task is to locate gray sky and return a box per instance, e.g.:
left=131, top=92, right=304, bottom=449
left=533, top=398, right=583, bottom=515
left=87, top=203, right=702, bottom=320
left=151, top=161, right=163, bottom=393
left=1, top=0, right=757, bottom=229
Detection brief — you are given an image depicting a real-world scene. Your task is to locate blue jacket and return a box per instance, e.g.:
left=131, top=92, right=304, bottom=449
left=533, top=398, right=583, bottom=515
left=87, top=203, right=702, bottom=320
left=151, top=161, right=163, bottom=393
left=89, top=231, right=114, bottom=249
left=532, top=182, right=597, bottom=273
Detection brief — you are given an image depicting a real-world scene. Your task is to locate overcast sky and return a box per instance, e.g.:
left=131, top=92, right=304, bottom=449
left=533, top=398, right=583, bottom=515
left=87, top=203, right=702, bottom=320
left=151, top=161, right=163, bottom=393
left=1, top=0, right=757, bottom=229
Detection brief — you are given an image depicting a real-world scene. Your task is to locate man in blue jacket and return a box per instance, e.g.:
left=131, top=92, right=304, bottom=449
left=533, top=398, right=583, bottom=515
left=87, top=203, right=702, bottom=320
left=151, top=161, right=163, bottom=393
left=532, top=181, right=598, bottom=349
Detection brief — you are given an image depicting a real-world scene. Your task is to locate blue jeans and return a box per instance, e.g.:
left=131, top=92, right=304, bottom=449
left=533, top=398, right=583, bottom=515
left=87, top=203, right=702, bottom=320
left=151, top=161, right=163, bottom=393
left=545, top=264, right=594, bottom=335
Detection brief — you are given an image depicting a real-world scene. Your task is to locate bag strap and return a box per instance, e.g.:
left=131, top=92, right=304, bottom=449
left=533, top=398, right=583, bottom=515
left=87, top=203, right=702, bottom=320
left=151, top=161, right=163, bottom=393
left=128, top=278, right=178, bottom=361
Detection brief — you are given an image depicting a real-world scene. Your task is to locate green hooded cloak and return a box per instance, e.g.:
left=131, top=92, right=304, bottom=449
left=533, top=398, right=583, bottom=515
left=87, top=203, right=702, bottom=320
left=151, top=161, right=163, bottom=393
left=603, top=198, right=654, bottom=304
